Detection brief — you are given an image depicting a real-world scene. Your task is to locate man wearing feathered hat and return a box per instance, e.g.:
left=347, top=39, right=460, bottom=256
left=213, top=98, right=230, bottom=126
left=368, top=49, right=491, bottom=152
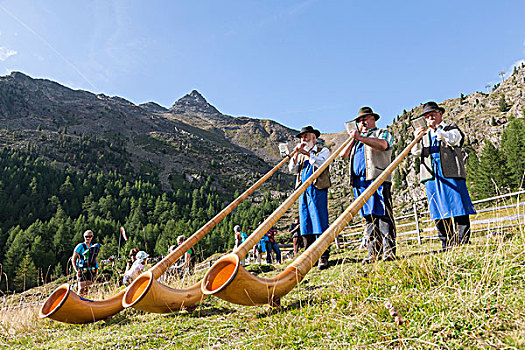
left=340, top=107, right=396, bottom=263
left=288, top=126, right=331, bottom=269
left=412, top=102, right=476, bottom=251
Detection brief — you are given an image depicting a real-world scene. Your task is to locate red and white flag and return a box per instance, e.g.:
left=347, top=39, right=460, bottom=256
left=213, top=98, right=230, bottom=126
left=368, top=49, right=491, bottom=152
left=120, top=227, right=128, bottom=241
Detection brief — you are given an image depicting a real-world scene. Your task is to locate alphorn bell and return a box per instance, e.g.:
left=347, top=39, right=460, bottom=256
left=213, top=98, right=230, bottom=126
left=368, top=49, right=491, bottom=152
left=201, top=129, right=429, bottom=306
left=40, top=149, right=298, bottom=323
left=39, top=284, right=126, bottom=324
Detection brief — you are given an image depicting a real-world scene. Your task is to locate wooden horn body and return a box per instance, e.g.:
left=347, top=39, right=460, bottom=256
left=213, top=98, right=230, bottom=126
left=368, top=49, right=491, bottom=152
left=122, top=271, right=205, bottom=313
left=39, top=284, right=125, bottom=324
left=202, top=129, right=428, bottom=306
left=41, top=150, right=296, bottom=322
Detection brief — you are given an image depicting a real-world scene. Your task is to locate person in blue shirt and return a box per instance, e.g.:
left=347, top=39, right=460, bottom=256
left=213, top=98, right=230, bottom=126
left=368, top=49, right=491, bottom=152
left=252, top=234, right=268, bottom=264
left=340, top=107, right=396, bottom=263
left=234, top=225, right=249, bottom=266
left=71, top=230, right=100, bottom=296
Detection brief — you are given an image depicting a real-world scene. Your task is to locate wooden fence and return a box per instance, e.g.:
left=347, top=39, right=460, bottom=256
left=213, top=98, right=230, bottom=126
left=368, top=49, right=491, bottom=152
left=339, top=189, right=525, bottom=247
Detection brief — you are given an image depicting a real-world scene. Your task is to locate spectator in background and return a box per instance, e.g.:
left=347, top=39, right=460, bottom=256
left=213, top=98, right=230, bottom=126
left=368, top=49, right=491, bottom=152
left=234, top=225, right=248, bottom=266
left=71, top=230, right=100, bottom=296
left=125, top=248, right=139, bottom=271
left=122, top=251, right=148, bottom=286
left=265, top=226, right=281, bottom=264
left=252, top=234, right=268, bottom=264
left=288, top=217, right=302, bottom=256
left=174, top=235, right=194, bottom=276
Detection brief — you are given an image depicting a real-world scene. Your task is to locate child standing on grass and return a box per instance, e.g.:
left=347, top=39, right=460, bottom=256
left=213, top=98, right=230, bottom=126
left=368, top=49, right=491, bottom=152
left=122, top=251, right=148, bottom=286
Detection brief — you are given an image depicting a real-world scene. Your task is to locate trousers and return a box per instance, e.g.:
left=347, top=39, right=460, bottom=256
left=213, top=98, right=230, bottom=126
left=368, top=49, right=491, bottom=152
left=435, top=215, right=471, bottom=250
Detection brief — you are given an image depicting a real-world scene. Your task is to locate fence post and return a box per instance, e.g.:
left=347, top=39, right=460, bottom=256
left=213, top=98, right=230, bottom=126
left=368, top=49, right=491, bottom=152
left=335, top=236, right=341, bottom=249
left=413, top=203, right=421, bottom=245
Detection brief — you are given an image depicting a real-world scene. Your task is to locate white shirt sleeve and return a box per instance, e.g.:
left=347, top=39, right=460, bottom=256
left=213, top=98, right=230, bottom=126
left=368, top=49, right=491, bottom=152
left=309, top=147, right=331, bottom=168
left=411, top=141, right=422, bottom=156
left=125, top=260, right=144, bottom=278
left=288, top=155, right=301, bottom=173
left=435, top=127, right=462, bottom=146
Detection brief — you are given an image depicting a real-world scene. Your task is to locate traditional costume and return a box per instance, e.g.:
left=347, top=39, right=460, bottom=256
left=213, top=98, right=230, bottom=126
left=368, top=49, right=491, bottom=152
left=412, top=102, right=476, bottom=250
left=348, top=107, right=396, bottom=261
left=289, top=126, right=331, bottom=268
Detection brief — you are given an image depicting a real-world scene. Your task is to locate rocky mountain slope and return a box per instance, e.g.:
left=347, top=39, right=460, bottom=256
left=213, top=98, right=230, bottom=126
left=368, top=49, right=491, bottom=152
left=0, top=72, right=297, bottom=194
left=166, top=90, right=298, bottom=161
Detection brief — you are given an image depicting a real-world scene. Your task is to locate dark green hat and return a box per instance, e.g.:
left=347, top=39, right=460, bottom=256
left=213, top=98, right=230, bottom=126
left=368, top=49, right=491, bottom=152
left=354, top=106, right=380, bottom=122
left=420, top=101, right=445, bottom=117
left=295, top=125, right=321, bottom=138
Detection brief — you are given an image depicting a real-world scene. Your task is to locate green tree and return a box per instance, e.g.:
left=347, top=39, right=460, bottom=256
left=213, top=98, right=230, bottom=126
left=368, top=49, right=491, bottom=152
left=13, top=251, right=38, bottom=291
left=466, top=151, right=480, bottom=197
left=468, top=141, right=509, bottom=199
left=498, top=95, right=508, bottom=112
left=53, top=262, right=64, bottom=279
left=501, top=118, right=525, bottom=189
left=30, top=235, right=55, bottom=279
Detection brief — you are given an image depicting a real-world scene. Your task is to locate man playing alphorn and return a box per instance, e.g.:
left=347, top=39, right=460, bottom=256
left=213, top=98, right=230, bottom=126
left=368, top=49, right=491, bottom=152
left=412, top=101, right=476, bottom=251
left=289, top=126, right=331, bottom=270
left=340, top=107, right=396, bottom=263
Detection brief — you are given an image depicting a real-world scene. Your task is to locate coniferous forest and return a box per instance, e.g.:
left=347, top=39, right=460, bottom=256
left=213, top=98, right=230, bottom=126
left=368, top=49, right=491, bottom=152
left=0, top=144, right=280, bottom=292
left=466, top=117, right=525, bottom=199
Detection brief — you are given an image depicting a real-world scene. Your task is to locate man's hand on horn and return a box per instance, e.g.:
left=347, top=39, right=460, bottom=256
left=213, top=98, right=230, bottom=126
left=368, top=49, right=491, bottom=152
left=295, top=141, right=309, bottom=155
left=348, top=129, right=360, bottom=140
left=414, top=126, right=426, bottom=136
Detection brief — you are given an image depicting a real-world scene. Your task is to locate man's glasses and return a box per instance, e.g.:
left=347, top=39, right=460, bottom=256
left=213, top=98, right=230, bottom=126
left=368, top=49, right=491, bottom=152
left=84, top=236, right=93, bottom=239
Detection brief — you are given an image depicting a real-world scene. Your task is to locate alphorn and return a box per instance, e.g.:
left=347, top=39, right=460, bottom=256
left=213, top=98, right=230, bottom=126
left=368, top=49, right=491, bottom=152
left=39, top=149, right=298, bottom=323
left=201, top=129, right=428, bottom=306
left=200, top=135, right=355, bottom=304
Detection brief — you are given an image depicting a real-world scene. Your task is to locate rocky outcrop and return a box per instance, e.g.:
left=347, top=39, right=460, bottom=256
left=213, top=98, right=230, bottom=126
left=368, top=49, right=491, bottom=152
left=169, top=90, right=224, bottom=122
left=167, top=91, right=298, bottom=163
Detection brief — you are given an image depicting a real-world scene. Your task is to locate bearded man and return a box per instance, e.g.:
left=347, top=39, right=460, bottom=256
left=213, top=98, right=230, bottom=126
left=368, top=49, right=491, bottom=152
left=289, top=126, right=331, bottom=269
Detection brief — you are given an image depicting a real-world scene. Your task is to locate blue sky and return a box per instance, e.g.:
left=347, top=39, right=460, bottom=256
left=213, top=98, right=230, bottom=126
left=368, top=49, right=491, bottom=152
left=0, top=1, right=524, bottom=133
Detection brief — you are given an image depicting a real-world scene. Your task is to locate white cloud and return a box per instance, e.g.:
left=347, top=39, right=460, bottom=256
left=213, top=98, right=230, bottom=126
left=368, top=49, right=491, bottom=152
left=0, top=47, right=17, bottom=61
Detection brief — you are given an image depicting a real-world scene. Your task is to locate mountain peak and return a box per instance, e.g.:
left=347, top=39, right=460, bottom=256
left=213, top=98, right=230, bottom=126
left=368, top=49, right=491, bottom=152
left=170, top=90, right=225, bottom=122
left=188, top=89, right=206, bottom=101
left=10, top=71, right=31, bottom=79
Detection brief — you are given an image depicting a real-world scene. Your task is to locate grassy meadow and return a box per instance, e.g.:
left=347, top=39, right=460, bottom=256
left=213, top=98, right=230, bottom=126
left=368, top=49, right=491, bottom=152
left=1, top=224, right=524, bottom=349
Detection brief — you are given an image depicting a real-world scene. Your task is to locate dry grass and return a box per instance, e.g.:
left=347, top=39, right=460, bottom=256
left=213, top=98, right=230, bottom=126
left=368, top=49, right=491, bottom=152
left=1, top=221, right=524, bottom=349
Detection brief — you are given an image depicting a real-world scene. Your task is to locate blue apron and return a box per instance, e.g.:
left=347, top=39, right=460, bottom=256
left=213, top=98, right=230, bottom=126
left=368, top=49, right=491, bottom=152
left=352, top=141, right=387, bottom=217
left=424, top=134, right=476, bottom=220
left=299, top=160, right=329, bottom=235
